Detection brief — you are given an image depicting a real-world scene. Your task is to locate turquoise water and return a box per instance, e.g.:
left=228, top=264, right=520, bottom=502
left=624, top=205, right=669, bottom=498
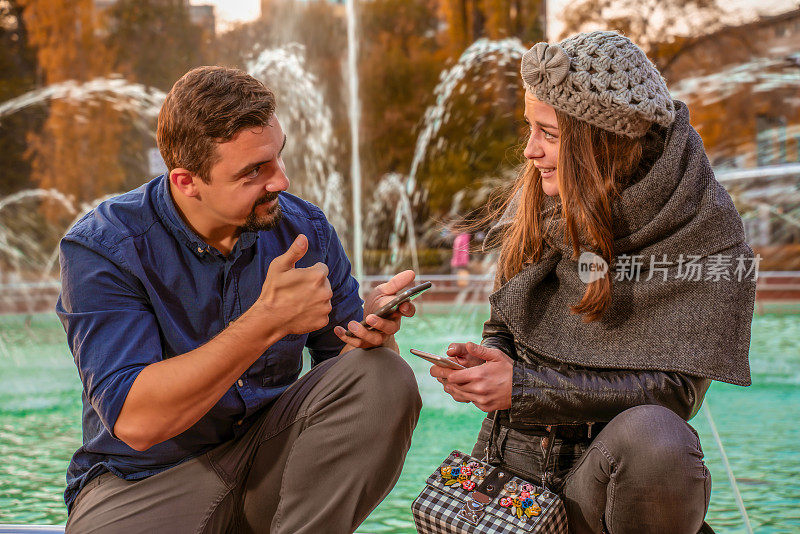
left=0, top=308, right=798, bottom=532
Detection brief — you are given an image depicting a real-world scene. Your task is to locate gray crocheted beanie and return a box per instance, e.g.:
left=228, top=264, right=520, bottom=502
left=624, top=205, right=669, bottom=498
left=520, top=31, right=675, bottom=138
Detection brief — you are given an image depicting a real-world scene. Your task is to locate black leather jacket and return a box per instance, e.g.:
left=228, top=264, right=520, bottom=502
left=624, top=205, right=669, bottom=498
left=482, top=309, right=711, bottom=426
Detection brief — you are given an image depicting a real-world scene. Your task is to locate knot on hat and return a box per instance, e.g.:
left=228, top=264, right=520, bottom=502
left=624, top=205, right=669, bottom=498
left=521, top=42, right=571, bottom=90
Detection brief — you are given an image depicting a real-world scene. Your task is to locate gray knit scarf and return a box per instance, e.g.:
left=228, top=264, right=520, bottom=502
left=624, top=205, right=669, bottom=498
left=486, top=101, right=755, bottom=386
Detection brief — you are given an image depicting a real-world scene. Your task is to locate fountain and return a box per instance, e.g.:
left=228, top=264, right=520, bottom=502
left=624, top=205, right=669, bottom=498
left=345, top=0, right=364, bottom=286
left=0, top=44, right=348, bottom=314
left=0, top=36, right=532, bottom=295
left=0, top=77, right=165, bottom=129
left=0, top=4, right=799, bottom=532
left=370, top=38, right=527, bottom=275
left=2, top=32, right=798, bottom=304
left=246, top=44, right=346, bottom=229
left=670, top=53, right=800, bottom=107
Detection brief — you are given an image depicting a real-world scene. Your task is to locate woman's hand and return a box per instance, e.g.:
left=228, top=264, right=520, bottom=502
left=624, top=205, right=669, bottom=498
left=445, top=343, right=485, bottom=368
left=430, top=342, right=513, bottom=412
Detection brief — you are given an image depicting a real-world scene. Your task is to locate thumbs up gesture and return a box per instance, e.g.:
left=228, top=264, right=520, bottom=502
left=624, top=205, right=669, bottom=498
left=429, top=342, right=513, bottom=412
left=267, top=233, right=311, bottom=274
left=256, top=234, right=334, bottom=336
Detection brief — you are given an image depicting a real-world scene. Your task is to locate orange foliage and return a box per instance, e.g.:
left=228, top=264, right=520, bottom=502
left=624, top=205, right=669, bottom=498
left=21, top=0, right=127, bottom=218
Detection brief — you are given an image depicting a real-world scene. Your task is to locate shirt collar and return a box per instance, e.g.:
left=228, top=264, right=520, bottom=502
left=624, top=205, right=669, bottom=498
left=153, top=174, right=258, bottom=258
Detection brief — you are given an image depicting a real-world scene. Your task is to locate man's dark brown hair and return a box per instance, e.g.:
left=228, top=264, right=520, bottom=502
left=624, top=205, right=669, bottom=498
left=157, top=66, right=276, bottom=183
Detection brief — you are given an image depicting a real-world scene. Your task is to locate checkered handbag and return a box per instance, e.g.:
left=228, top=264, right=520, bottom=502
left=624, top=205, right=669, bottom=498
left=411, top=449, right=568, bottom=534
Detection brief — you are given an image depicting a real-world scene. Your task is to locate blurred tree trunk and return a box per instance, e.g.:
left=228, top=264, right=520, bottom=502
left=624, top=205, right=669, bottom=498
left=441, top=0, right=544, bottom=56
left=0, top=0, right=43, bottom=195
left=104, top=0, right=212, bottom=187
left=105, top=0, right=207, bottom=92
left=360, top=0, right=445, bottom=177
left=21, top=0, right=127, bottom=218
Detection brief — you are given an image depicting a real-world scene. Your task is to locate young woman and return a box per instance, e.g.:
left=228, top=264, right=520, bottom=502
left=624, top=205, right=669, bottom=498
left=430, top=31, right=757, bottom=534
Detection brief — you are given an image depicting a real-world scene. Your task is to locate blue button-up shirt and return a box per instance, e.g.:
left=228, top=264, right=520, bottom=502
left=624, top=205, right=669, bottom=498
left=56, top=175, right=363, bottom=511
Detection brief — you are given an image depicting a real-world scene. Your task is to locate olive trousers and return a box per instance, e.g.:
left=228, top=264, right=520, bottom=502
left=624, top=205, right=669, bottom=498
left=66, top=347, right=422, bottom=534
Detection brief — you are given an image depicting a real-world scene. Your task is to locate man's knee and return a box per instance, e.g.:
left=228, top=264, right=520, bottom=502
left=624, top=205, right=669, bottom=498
left=341, top=347, right=422, bottom=417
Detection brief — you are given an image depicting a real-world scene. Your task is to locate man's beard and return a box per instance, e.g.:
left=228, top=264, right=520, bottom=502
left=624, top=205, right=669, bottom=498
left=238, top=192, right=283, bottom=233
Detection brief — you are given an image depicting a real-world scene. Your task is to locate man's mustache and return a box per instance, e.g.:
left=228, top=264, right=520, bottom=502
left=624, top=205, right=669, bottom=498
left=253, top=192, right=280, bottom=208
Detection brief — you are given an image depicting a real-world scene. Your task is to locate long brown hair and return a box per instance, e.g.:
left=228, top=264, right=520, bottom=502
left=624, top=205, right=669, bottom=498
left=488, top=110, right=646, bottom=322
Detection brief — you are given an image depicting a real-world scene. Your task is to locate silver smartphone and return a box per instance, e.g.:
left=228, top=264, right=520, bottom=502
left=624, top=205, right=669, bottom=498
left=410, top=348, right=466, bottom=370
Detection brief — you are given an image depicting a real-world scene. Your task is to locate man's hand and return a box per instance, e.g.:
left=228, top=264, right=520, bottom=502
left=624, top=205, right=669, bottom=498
left=254, top=234, right=333, bottom=337
left=115, top=234, right=333, bottom=451
left=430, top=342, right=513, bottom=412
left=333, top=269, right=417, bottom=349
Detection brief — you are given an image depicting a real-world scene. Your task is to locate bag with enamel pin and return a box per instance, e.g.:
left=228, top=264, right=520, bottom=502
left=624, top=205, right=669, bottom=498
left=411, top=413, right=568, bottom=534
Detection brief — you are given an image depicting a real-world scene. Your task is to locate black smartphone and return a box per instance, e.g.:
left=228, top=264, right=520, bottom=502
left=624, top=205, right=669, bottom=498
left=410, top=348, right=466, bottom=370
left=344, top=281, right=432, bottom=337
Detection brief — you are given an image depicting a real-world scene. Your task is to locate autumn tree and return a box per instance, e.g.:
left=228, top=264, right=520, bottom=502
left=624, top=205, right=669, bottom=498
left=440, top=0, right=545, bottom=56
left=102, top=0, right=213, bottom=190
left=359, top=0, right=445, bottom=177
left=417, top=63, right=526, bottom=216
left=558, top=0, right=729, bottom=69
left=0, top=0, right=43, bottom=195
left=105, top=0, right=207, bottom=92
left=21, top=0, right=128, bottom=216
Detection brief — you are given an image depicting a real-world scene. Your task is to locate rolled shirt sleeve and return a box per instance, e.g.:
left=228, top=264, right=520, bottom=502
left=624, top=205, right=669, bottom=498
left=56, top=237, right=164, bottom=438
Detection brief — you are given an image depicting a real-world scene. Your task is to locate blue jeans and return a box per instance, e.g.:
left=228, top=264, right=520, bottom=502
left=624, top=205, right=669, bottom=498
left=474, top=405, right=711, bottom=533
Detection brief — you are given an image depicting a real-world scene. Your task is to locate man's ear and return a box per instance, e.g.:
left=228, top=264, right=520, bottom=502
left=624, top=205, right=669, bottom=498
left=169, top=168, right=202, bottom=198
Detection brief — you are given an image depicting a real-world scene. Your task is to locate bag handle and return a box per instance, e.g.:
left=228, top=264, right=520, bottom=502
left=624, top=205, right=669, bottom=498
left=483, top=410, right=557, bottom=489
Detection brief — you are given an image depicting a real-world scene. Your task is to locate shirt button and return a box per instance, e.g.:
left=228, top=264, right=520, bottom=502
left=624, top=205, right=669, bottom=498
left=237, top=379, right=244, bottom=387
